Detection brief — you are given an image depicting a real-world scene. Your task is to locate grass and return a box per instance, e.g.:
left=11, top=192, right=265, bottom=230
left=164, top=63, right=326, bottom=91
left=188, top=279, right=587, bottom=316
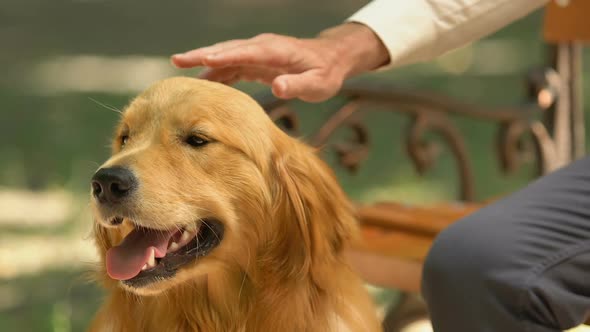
left=0, top=269, right=102, bottom=332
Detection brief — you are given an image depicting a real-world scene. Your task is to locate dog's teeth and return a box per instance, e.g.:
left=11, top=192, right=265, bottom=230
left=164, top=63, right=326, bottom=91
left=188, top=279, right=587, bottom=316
left=170, top=229, right=197, bottom=250
left=147, top=248, right=156, bottom=267
left=180, top=230, right=193, bottom=244
left=168, top=242, right=180, bottom=253
left=141, top=263, right=148, bottom=271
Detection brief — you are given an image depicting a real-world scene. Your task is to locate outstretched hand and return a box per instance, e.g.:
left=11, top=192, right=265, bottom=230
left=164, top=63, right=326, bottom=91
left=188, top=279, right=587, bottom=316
left=171, top=23, right=389, bottom=102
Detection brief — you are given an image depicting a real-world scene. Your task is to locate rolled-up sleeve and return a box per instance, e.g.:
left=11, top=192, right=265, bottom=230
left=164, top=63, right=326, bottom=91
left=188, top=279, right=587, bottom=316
left=347, top=0, right=549, bottom=69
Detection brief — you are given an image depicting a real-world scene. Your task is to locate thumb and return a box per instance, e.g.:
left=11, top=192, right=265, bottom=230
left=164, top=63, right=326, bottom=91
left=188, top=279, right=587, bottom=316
left=272, top=71, right=339, bottom=103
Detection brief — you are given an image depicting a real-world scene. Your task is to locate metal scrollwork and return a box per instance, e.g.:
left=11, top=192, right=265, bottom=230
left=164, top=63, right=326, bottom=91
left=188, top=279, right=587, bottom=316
left=312, top=101, right=369, bottom=173
left=495, top=118, right=560, bottom=176
left=255, top=69, right=566, bottom=202
left=406, top=111, right=475, bottom=201
left=494, top=66, right=567, bottom=177
left=497, top=120, right=533, bottom=174
left=529, top=121, right=560, bottom=174
left=267, top=105, right=300, bottom=136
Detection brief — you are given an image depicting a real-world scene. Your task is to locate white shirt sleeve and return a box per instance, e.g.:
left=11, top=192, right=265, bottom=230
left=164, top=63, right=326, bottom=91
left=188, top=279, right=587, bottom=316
left=347, top=0, right=549, bottom=69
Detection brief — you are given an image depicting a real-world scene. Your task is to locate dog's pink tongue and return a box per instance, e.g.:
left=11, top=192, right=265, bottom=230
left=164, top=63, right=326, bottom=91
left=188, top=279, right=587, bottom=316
left=106, top=227, right=177, bottom=280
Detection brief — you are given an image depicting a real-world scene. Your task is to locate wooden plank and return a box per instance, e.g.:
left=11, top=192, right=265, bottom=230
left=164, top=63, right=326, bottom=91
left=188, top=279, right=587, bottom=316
left=544, top=0, right=590, bottom=43
left=354, top=225, right=434, bottom=261
left=357, top=202, right=479, bottom=236
left=345, top=249, right=423, bottom=292
left=349, top=203, right=483, bottom=291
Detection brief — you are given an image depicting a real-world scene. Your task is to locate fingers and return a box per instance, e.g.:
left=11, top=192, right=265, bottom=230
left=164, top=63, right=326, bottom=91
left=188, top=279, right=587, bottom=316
left=272, top=71, right=341, bottom=103
left=171, top=33, right=343, bottom=102
left=201, top=40, right=293, bottom=68
left=200, top=66, right=284, bottom=85
left=173, top=34, right=296, bottom=71
left=171, top=39, right=250, bottom=68
left=198, top=67, right=239, bottom=84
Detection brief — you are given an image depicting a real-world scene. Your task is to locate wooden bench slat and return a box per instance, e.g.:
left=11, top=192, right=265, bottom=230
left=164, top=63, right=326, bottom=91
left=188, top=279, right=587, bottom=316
left=347, top=202, right=482, bottom=292
left=544, top=0, right=590, bottom=43
left=353, top=225, right=433, bottom=262
left=357, top=202, right=480, bottom=236
left=345, top=250, right=423, bottom=292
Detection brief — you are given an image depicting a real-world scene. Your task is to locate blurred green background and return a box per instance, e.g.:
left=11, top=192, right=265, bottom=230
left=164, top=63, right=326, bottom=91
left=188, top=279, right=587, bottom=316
left=0, top=1, right=588, bottom=331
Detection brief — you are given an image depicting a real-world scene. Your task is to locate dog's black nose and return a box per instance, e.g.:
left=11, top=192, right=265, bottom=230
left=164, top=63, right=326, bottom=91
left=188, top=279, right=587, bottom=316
left=91, top=167, right=137, bottom=203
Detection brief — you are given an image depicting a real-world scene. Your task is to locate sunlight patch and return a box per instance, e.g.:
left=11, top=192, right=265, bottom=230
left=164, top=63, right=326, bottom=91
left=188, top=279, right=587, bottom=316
left=27, top=55, right=191, bottom=95
left=0, top=234, right=98, bottom=279
left=0, top=188, right=73, bottom=226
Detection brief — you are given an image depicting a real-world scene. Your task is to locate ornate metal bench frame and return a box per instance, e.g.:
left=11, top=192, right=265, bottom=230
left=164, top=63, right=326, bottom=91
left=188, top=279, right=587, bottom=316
left=257, top=47, right=582, bottom=202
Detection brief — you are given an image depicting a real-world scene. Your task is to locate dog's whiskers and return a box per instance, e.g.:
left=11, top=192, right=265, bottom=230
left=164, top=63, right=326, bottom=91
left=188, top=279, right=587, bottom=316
left=89, top=97, right=124, bottom=115
left=80, top=159, right=102, bottom=169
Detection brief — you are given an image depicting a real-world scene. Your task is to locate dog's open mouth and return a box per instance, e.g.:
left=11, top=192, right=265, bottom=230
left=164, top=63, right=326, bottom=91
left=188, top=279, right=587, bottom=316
left=105, top=219, right=224, bottom=287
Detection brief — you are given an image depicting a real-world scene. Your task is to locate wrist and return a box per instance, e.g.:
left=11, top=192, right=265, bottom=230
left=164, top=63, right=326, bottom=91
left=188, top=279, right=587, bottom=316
left=318, top=23, right=389, bottom=78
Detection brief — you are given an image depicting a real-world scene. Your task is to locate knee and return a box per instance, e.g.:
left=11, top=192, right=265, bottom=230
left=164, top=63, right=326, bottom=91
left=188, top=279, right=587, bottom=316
left=421, top=212, right=503, bottom=297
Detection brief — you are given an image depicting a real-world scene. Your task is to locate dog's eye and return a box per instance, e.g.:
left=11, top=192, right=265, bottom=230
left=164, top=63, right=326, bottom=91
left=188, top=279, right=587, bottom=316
left=120, top=135, right=129, bottom=148
left=186, top=135, right=208, bottom=147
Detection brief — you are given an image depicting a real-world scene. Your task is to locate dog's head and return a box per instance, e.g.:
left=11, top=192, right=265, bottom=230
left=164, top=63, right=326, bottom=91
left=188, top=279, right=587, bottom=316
left=91, top=77, right=356, bottom=295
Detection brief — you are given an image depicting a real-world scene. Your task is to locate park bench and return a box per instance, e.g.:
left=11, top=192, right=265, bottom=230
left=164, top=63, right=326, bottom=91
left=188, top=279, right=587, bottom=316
left=256, top=1, right=587, bottom=330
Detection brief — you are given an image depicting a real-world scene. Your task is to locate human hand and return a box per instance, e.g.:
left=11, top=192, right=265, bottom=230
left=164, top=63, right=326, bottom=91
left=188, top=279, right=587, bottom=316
left=171, top=23, right=389, bottom=102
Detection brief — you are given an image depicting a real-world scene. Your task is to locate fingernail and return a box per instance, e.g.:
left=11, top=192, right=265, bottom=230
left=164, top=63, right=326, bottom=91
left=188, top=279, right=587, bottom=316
left=170, top=55, right=183, bottom=67
left=273, top=80, right=287, bottom=97
left=205, top=54, right=218, bottom=60
left=172, top=53, right=184, bottom=59
left=277, top=80, right=287, bottom=93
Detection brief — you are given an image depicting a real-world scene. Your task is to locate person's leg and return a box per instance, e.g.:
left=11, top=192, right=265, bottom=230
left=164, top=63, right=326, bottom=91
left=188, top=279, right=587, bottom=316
left=422, top=156, right=590, bottom=332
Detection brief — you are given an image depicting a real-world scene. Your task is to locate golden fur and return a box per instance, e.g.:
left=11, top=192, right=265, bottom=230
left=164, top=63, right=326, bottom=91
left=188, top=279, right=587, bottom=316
left=88, top=77, right=381, bottom=332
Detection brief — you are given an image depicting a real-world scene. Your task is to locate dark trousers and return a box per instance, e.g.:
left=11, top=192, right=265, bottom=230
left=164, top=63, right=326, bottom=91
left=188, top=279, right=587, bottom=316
left=422, top=156, right=590, bottom=332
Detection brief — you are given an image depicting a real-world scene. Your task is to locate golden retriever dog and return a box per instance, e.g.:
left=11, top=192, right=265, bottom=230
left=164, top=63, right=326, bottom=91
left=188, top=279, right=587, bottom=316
left=88, top=77, right=381, bottom=332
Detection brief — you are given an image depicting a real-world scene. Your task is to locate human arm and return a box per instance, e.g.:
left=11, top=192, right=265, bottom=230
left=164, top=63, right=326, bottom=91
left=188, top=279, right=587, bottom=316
left=348, top=0, right=549, bottom=68
left=171, top=0, right=549, bottom=102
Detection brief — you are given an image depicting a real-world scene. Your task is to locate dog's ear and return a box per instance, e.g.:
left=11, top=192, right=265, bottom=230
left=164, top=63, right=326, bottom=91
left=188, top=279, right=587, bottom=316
left=269, top=138, right=357, bottom=285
